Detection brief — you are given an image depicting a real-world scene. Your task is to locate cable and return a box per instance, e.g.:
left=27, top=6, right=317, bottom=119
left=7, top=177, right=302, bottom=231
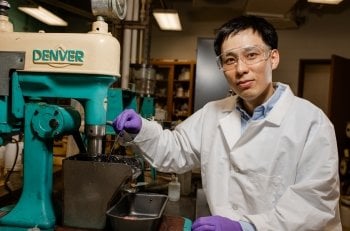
left=4, top=137, right=20, bottom=193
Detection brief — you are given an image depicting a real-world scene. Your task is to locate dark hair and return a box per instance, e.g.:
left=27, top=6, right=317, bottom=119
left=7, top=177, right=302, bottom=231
left=214, top=15, right=278, bottom=56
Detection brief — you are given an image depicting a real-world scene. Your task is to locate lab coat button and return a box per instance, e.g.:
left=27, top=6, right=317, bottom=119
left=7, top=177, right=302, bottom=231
left=232, top=204, right=238, bottom=210
left=233, top=166, right=240, bottom=172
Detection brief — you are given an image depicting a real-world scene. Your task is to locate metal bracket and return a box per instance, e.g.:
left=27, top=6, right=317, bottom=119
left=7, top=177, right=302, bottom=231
left=0, top=51, right=25, bottom=96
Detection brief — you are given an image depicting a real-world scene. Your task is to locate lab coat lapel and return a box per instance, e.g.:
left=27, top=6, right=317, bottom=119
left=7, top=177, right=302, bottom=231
left=219, top=110, right=241, bottom=150
left=265, top=85, right=295, bottom=126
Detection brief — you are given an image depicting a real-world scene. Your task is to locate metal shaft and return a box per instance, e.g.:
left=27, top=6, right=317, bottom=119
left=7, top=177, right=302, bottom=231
left=86, top=124, right=105, bottom=156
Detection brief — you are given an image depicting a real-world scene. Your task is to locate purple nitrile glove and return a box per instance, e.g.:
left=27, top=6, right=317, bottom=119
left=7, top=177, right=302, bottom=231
left=192, top=216, right=243, bottom=231
left=112, top=109, right=142, bottom=134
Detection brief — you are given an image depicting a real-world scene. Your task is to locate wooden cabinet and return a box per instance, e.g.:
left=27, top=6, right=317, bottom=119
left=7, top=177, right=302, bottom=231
left=150, top=59, right=196, bottom=121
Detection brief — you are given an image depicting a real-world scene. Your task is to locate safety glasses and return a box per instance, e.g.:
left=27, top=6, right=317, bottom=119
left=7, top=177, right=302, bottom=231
left=216, top=45, right=272, bottom=71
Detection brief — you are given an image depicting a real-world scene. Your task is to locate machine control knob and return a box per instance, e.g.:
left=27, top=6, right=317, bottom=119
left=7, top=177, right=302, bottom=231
left=49, top=119, right=59, bottom=129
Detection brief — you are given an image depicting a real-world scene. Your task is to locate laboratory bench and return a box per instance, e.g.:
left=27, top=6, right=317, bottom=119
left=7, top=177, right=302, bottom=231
left=0, top=167, right=209, bottom=231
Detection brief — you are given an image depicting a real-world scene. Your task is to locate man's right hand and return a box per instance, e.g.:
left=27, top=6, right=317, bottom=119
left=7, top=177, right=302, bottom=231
left=112, top=109, right=142, bottom=134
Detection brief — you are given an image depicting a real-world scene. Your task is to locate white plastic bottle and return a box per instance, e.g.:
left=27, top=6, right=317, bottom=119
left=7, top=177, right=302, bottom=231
left=168, top=175, right=181, bottom=202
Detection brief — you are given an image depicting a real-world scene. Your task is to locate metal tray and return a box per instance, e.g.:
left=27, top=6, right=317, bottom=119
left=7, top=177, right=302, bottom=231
left=106, top=193, right=168, bottom=231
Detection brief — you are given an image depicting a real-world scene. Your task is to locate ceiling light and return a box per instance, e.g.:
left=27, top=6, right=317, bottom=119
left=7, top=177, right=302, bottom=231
left=153, top=9, right=182, bottom=31
left=307, top=0, right=343, bottom=4
left=18, top=5, right=68, bottom=26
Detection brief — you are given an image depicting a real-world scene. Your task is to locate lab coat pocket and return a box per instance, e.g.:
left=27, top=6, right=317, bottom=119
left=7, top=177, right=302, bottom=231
left=246, top=172, right=284, bottom=212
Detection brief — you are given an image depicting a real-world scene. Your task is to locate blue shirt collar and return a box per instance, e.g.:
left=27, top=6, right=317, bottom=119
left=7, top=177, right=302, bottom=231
left=236, top=83, right=286, bottom=121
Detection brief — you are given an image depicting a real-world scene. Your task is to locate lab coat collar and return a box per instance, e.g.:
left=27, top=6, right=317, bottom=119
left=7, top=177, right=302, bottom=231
left=228, top=83, right=294, bottom=126
left=264, top=83, right=294, bottom=126
left=219, top=83, right=295, bottom=149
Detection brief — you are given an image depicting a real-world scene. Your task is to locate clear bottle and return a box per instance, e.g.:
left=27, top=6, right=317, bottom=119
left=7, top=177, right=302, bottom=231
left=168, top=174, right=181, bottom=202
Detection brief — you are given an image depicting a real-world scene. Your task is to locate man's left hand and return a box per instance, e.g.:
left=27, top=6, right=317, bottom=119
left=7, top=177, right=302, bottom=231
left=192, top=215, right=243, bottom=231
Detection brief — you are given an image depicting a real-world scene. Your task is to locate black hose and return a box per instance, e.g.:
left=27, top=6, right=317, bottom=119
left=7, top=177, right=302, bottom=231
left=4, top=137, right=20, bottom=193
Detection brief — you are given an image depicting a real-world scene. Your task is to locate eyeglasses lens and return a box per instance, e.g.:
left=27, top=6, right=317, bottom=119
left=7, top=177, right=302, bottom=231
left=217, top=46, right=270, bottom=71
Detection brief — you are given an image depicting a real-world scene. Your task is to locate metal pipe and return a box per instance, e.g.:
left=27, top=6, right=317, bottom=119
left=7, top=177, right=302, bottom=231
left=142, top=0, right=152, bottom=65
left=131, top=0, right=140, bottom=64
left=138, top=0, right=147, bottom=63
left=121, top=0, right=134, bottom=89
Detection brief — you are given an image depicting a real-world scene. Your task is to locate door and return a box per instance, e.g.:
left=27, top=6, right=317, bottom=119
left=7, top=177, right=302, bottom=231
left=298, top=55, right=350, bottom=193
left=298, top=59, right=331, bottom=115
left=329, top=55, right=350, bottom=157
left=298, top=56, right=350, bottom=150
left=194, top=38, right=229, bottom=112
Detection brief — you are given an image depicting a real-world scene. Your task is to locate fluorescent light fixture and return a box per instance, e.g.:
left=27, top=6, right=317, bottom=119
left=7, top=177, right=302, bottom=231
left=246, top=12, right=285, bottom=18
left=18, top=5, right=68, bottom=26
left=307, top=0, right=343, bottom=4
left=153, top=9, right=182, bottom=31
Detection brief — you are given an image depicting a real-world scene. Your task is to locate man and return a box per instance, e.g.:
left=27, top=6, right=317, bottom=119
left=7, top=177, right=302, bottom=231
left=113, top=15, right=341, bottom=230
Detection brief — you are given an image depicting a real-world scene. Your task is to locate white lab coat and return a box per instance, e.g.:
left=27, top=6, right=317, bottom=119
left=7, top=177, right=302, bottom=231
left=133, top=83, right=342, bottom=230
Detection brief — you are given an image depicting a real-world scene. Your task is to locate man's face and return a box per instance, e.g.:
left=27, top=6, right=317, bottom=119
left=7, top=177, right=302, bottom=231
left=220, top=29, right=279, bottom=109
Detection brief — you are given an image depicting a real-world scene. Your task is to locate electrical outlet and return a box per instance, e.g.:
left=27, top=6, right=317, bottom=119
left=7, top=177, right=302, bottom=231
left=346, top=122, right=350, bottom=138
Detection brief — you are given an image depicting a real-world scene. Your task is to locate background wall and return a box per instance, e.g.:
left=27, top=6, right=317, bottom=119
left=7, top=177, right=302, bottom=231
left=7, top=0, right=350, bottom=95
left=150, top=6, right=350, bottom=94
